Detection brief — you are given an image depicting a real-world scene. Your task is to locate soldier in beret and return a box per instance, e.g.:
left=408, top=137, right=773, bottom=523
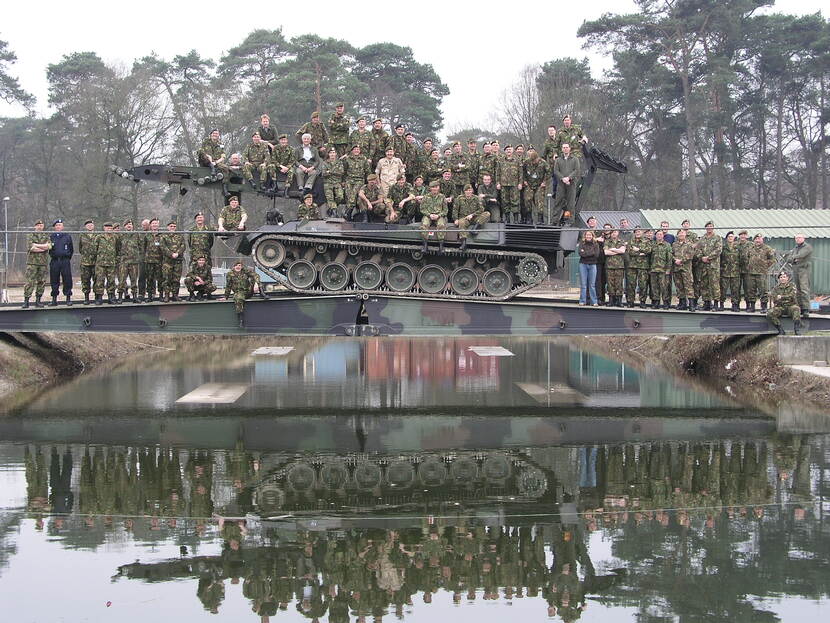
left=420, top=180, right=448, bottom=252
left=296, top=111, right=328, bottom=151
left=78, top=219, right=97, bottom=305
left=184, top=256, right=216, bottom=301
left=22, top=219, right=52, bottom=308
left=93, top=222, right=119, bottom=305
left=328, top=102, right=351, bottom=157
left=48, top=218, right=73, bottom=306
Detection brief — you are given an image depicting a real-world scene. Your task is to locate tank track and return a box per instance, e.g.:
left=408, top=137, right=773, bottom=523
left=252, top=234, right=548, bottom=301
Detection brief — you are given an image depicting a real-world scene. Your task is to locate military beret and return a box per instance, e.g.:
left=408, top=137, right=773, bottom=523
left=167, top=220, right=177, bottom=226
left=311, top=111, right=320, bottom=119
left=357, top=116, right=366, bottom=122
left=503, top=144, right=512, bottom=149
left=278, top=134, right=287, bottom=139
left=335, top=102, right=345, bottom=107
left=404, top=132, right=413, bottom=138
left=251, top=131, right=261, bottom=137
left=562, top=114, right=571, bottom=121
left=373, top=118, right=383, bottom=123
left=705, top=220, right=714, bottom=227
left=754, top=233, right=763, bottom=239
left=452, top=141, right=460, bottom=147
left=228, top=195, right=239, bottom=201
left=122, top=219, right=132, bottom=226
left=738, top=230, right=748, bottom=235
left=367, top=173, right=378, bottom=181
left=527, top=146, right=537, bottom=152
left=103, top=222, right=113, bottom=227
left=397, top=174, right=406, bottom=181
left=112, top=223, right=121, bottom=228
left=194, top=212, right=203, bottom=219
left=423, top=138, right=434, bottom=143
left=350, top=144, right=360, bottom=150
left=34, top=219, right=43, bottom=225
left=210, top=128, right=220, bottom=134
left=195, top=255, right=207, bottom=260
left=467, top=138, right=476, bottom=143
left=394, top=124, right=404, bottom=129
left=52, top=219, right=63, bottom=226
left=443, top=169, right=452, bottom=174
left=233, top=260, right=243, bottom=266
left=726, top=230, right=734, bottom=237
left=463, top=184, right=473, bottom=191
left=515, top=143, right=524, bottom=148
left=303, top=192, right=313, bottom=199
left=84, top=219, right=94, bottom=225
left=428, top=180, right=440, bottom=188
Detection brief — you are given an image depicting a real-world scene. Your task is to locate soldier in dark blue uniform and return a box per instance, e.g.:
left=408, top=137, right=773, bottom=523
left=49, top=219, right=74, bottom=306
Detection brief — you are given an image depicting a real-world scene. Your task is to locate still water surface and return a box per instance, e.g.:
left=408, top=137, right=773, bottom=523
left=0, top=337, right=827, bottom=622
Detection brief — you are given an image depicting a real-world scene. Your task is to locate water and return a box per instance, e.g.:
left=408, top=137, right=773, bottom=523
left=0, top=336, right=828, bottom=622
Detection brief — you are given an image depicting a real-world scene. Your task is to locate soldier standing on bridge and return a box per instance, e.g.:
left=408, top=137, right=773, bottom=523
left=117, top=219, right=143, bottom=303
left=603, top=230, right=627, bottom=307
left=719, top=232, right=741, bottom=312
left=736, top=230, right=751, bottom=310
left=746, top=233, right=775, bottom=313
left=672, top=229, right=696, bottom=311
left=78, top=219, right=97, bottom=305
left=697, top=221, right=722, bottom=311
left=224, top=260, right=251, bottom=328
left=649, top=230, right=672, bottom=309
left=783, top=233, right=813, bottom=317
left=160, top=221, right=186, bottom=302
left=625, top=228, right=650, bottom=308
left=22, top=219, right=52, bottom=308
left=93, top=222, right=118, bottom=305
left=48, top=219, right=73, bottom=307
left=144, top=218, right=163, bottom=302
left=767, top=272, right=802, bottom=336
left=188, top=212, right=214, bottom=270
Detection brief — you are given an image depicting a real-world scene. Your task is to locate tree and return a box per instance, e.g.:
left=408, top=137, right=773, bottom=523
left=0, top=38, right=34, bottom=109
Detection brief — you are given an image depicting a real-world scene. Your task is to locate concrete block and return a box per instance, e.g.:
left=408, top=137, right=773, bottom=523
left=777, top=336, right=830, bottom=365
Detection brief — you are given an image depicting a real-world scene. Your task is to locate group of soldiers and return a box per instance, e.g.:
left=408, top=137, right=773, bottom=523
left=197, top=111, right=590, bottom=235
left=581, top=218, right=813, bottom=333
left=22, top=216, right=265, bottom=326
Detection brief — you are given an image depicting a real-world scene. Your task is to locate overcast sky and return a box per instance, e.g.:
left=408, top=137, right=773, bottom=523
left=1, top=0, right=826, bottom=136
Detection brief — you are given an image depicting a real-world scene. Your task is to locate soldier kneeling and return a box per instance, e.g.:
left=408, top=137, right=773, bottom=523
left=184, top=256, right=217, bottom=301
left=767, top=272, right=802, bottom=336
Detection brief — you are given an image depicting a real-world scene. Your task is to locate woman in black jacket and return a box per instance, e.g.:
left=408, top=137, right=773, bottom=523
left=578, top=231, right=600, bottom=306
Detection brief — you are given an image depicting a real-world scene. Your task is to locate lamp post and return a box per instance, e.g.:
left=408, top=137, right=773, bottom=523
left=2, top=196, right=8, bottom=304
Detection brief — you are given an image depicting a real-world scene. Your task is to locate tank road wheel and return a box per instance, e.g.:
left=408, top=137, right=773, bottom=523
left=418, top=264, right=448, bottom=294
left=354, top=461, right=382, bottom=490
left=482, top=454, right=512, bottom=481
left=482, top=268, right=513, bottom=297
left=320, top=262, right=350, bottom=291
left=286, top=259, right=317, bottom=289
left=450, top=457, right=478, bottom=482
left=354, top=261, right=384, bottom=290
left=386, top=262, right=417, bottom=292
left=450, top=267, right=480, bottom=296
left=418, top=457, right=447, bottom=486
left=287, top=463, right=317, bottom=490
left=253, top=237, right=286, bottom=269
left=320, top=460, right=349, bottom=489
left=517, top=255, right=547, bottom=285
left=386, top=460, right=416, bottom=487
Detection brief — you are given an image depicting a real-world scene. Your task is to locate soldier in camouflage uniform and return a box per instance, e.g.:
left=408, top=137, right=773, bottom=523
left=672, top=229, right=696, bottom=310
left=425, top=149, right=444, bottom=184
left=604, top=230, right=627, bottom=306
left=447, top=142, right=471, bottom=196
left=375, top=147, right=405, bottom=197
left=160, top=221, right=186, bottom=302
left=736, top=230, right=751, bottom=309
left=649, top=230, right=673, bottom=309
left=438, top=169, right=456, bottom=218
left=196, top=130, right=228, bottom=176
left=270, top=134, right=295, bottom=194
left=420, top=181, right=448, bottom=251
left=188, top=212, right=214, bottom=270
left=555, top=115, right=587, bottom=157
left=466, top=138, right=481, bottom=188
left=542, top=124, right=558, bottom=194
left=625, top=229, right=651, bottom=307
left=357, top=174, right=396, bottom=223
left=242, top=132, right=271, bottom=189
left=453, top=185, right=490, bottom=251
left=767, top=272, right=802, bottom=335
left=22, top=219, right=52, bottom=308
left=746, top=234, right=776, bottom=312
left=496, top=146, right=523, bottom=223
left=696, top=221, right=722, bottom=311
left=78, top=219, right=97, bottom=305
left=297, top=193, right=320, bottom=221
left=387, top=175, right=417, bottom=223
left=328, top=103, right=351, bottom=157
left=93, top=222, right=119, bottom=304
left=321, top=148, right=346, bottom=217
left=403, top=133, right=423, bottom=183
left=477, top=173, right=500, bottom=223
left=479, top=142, right=497, bottom=184
left=522, top=148, right=549, bottom=224
left=117, top=219, right=143, bottom=303
left=388, top=124, right=410, bottom=162
left=184, top=256, right=216, bottom=301
left=349, top=117, right=372, bottom=157
left=719, top=232, right=741, bottom=311
left=218, top=196, right=247, bottom=232
left=369, top=119, right=390, bottom=169
left=224, top=261, right=251, bottom=327
left=343, top=144, right=371, bottom=215
left=143, top=218, right=163, bottom=302
left=295, top=111, right=328, bottom=151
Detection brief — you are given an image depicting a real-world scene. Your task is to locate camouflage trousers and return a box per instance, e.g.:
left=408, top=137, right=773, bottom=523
left=500, top=185, right=520, bottom=214
left=793, top=268, right=810, bottom=310
left=699, top=263, right=720, bottom=301
left=93, top=265, right=117, bottom=297
left=345, top=182, right=363, bottom=208
left=523, top=185, right=546, bottom=217
left=23, top=264, right=47, bottom=299
left=457, top=211, right=491, bottom=238
left=161, top=260, right=183, bottom=297
left=324, top=182, right=346, bottom=210
left=767, top=305, right=800, bottom=326
left=144, top=262, right=162, bottom=298
left=243, top=161, right=268, bottom=182
left=118, top=262, right=140, bottom=296
left=720, top=275, right=741, bottom=304
left=625, top=268, right=649, bottom=303
left=692, top=259, right=702, bottom=299
left=740, top=273, right=750, bottom=301
left=672, top=264, right=694, bottom=298
left=649, top=272, right=671, bottom=303
left=80, top=264, right=96, bottom=295
left=420, top=215, right=447, bottom=241
left=184, top=276, right=217, bottom=296
left=229, top=290, right=247, bottom=314
left=745, top=274, right=769, bottom=305
left=606, top=268, right=625, bottom=296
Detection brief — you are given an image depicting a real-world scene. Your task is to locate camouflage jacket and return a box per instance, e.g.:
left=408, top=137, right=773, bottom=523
left=466, top=150, right=481, bottom=181
left=696, top=234, right=722, bottom=264
left=343, top=154, right=371, bottom=183
left=720, top=241, right=740, bottom=278
left=737, top=239, right=751, bottom=273
left=496, top=156, right=523, bottom=186
left=348, top=129, right=372, bottom=155
left=219, top=205, right=246, bottom=230
left=770, top=282, right=798, bottom=308
left=369, top=129, right=390, bottom=159
left=747, top=243, right=775, bottom=275
left=188, top=225, right=215, bottom=258
left=556, top=125, right=585, bottom=156
left=358, top=184, right=385, bottom=215
left=297, top=202, right=320, bottom=220
left=421, top=194, right=447, bottom=218
left=649, top=241, right=673, bottom=272
left=118, top=232, right=145, bottom=264
left=446, top=153, right=471, bottom=185
left=672, top=239, right=695, bottom=266
left=605, top=240, right=627, bottom=270
left=145, top=232, right=163, bottom=263
left=626, top=237, right=651, bottom=270
left=296, top=121, right=328, bottom=147
left=271, top=145, right=295, bottom=171
left=186, top=263, right=213, bottom=285
left=94, top=233, right=119, bottom=267
left=321, top=159, right=346, bottom=185
left=388, top=134, right=409, bottom=161
left=403, top=145, right=422, bottom=179
left=375, top=157, right=405, bottom=187
left=79, top=232, right=98, bottom=266
left=425, top=159, right=444, bottom=183
left=478, top=153, right=498, bottom=180
left=438, top=178, right=455, bottom=202
left=388, top=182, right=414, bottom=209
left=478, top=183, right=499, bottom=209
left=328, top=113, right=351, bottom=144
left=26, top=232, right=52, bottom=266
left=225, top=270, right=250, bottom=297
left=160, top=233, right=186, bottom=261
left=197, top=137, right=225, bottom=163
left=454, top=195, right=485, bottom=220
left=523, top=158, right=549, bottom=188
left=243, top=142, right=270, bottom=165
left=542, top=137, right=558, bottom=167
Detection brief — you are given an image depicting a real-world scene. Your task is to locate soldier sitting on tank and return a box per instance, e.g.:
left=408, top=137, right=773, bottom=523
left=454, top=184, right=490, bottom=251
left=387, top=174, right=417, bottom=224
left=218, top=196, right=247, bottom=234
left=357, top=174, right=397, bottom=224
left=197, top=129, right=229, bottom=177
left=420, top=180, right=448, bottom=252
left=298, top=193, right=320, bottom=222
left=767, top=272, right=802, bottom=336
left=184, top=256, right=217, bottom=301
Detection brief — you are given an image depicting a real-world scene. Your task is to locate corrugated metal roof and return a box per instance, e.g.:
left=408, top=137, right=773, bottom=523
left=578, top=211, right=645, bottom=229
left=639, top=209, right=830, bottom=239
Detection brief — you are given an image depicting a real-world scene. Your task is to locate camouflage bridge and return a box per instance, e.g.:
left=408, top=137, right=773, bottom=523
left=0, top=294, right=823, bottom=336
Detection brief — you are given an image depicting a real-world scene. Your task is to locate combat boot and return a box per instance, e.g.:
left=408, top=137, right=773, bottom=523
left=639, top=300, right=648, bottom=309
left=439, top=241, right=445, bottom=253
left=50, top=296, right=58, bottom=307
left=66, top=296, right=72, bottom=307
left=651, top=301, right=660, bottom=310
left=259, top=290, right=268, bottom=300
left=662, top=301, right=671, bottom=310
left=116, top=293, right=123, bottom=305
left=701, top=300, right=711, bottom=311
left=793, top=320, right=802, bottom=336
left=688, top=299, right=697, bottom=312
left=460, top=238, right=468, bottom=252
left=107, top=295, right=115, bottom=305
left=237, top=312, right=244, bottom=328
left=22, top=298, right=30, bottom=309
left=94, top=297, right=103, bottom=305
left=422, top=239, right=428, bottom=252
left=776, top=325, right=785, bottom=336
left=760, top=302, right=768, bottom=313
left=161, top=295, right=169, bottom=303
left=171, top=295, right=180, bottom=302
left=187, top=293, right=195, bottom=302
left=35, top=296, right=44, bottom=308
left=731, top=302, right=740, bottom=312
left=677, top=298, right=687, bottom=310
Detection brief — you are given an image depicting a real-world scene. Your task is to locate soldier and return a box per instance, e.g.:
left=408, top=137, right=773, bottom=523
left=696, top=221, right=722, bottom=311
left=343, top=144, right=371, bottom=214
left=388, top=124, right=410, bottom=163
left=438, top=169, right=456, bottom=218
left=719, top=232, right=741, bottom=312
left=783, top=233, right=813, bottom=316
left=328, top=103, right=351, bottom=157
left=224, top=260, right=251, bottom=328
left=453, top=185, right=490, bottom=251
left=93, top=222, right=118, bottom=305
left=48, top=218, right=73, bottom=306
left=555, top=114, right=588, bottom=157
left=672, top=229, right=696, bottom=310
left=160, top=220, right=186, bottom=302
left=295, top=111, right=328, bottom=151
left=479, top=142, right=497, bottom=183
left=117, top=219, right=143, bottom=303
left=218, top=196, right=248, bottom=233
left=137, top=218, right=150, bottom=300
left=387, top=175, right=417, bottom=223
left=257, top=113, right=277, bottom=151
left=447, top=142, right=471, bottom=196
left=625, top=228, right=651, bottom=308
left=404, top=133, right=423, bottom=183
left=143, top=218, right=163, bottom=302
left=542, top=124, right=558, bottom=192
left=746, top=233, right=776, bottom=312
left=553, top=142, right=582, bottom=225
left=196, top=129, right=228, bottom=176
left=522, top=148, right=549, bottom=225
left=425, top=149, right=444, bottom=184
left=466, top=138, right=481, bottom=188
left=420, top=180, right=448, bottom=252
left=242, top=132, right=270, bottom=190
left=22, top=219, right=52, bottom=308
left=349, top=117, right=372, bottom=156
left=357, top=174, right=396, bottom=223
left=649, top=230, right=672, bottom=309
left=244, top=265, right=266, bottom=301
left=297, top=192, right=320, bottom=221
left=188, top=212, right=215, bottom=270
left=767, top=272, right=802, bottom=336
left=78, top=219, right=97, bottom=305
left=375, top=147, right=405, bottom=197
left=184, top=256, right=216, bottom=301
left=496, top=146, right=523, bottom=223
left=369, top=118, right=390, bottom=169
left=477, top=173, right=500, bottom=223
left=321, top=148, right=346, bottom=217
left=604, top=230, right=626, bottom=307
left=294, top=132, right=321, bottom=192
left=736, top=230, right=751, bottom=309
left=270, top=134, right=295, bottom=195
